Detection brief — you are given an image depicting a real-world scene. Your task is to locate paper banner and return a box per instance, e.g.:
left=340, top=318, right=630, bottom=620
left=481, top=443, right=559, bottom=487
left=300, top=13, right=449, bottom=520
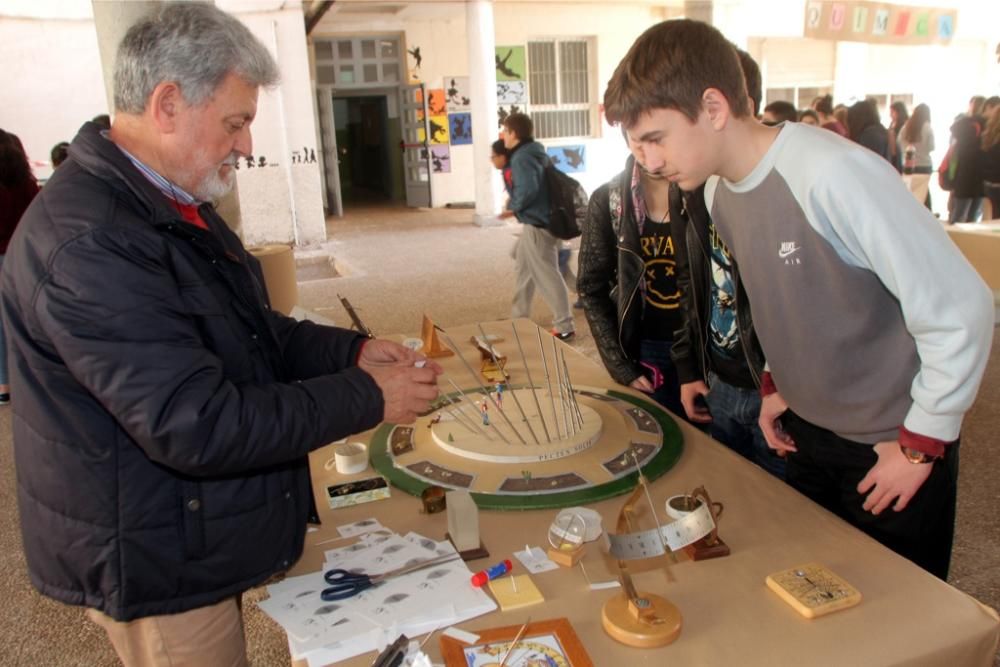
left=803, top=1, right=956, bottom=45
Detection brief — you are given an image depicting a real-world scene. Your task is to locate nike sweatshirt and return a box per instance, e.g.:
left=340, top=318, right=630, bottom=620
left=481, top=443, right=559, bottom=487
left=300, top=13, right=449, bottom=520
left=705, top=121, right=993, bottom=451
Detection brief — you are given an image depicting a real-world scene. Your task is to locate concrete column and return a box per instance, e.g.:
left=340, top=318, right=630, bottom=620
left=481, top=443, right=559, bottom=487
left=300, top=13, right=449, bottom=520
left=833, top=41, right=868, bottom=105
left=711, top=1, right=750, bottom=49
left=684, top=1, right=748, bottom=49
left=91, top=0, right=161, bottom=114
left=466, top=0, right=501, bottom=226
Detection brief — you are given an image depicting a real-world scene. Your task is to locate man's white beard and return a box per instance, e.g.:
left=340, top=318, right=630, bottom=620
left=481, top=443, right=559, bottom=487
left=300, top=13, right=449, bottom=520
left=191, top=151, right=239, bottom=202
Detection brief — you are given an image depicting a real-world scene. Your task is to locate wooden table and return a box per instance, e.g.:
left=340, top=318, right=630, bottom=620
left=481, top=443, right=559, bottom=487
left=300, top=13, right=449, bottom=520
left=292, top=319, right=1000, bottom=666
left=946, top=221, right=1000, bottom=290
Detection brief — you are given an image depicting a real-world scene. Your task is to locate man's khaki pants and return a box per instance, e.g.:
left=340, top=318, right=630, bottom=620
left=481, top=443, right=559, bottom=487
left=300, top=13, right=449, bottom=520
left=86, top=597, right=248, bottom=667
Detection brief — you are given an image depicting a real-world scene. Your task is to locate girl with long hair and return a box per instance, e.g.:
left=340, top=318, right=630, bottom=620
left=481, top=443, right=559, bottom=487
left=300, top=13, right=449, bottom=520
left=0, top=129, right=40, bottom=403
left=900, top=104, right=935, bottom=209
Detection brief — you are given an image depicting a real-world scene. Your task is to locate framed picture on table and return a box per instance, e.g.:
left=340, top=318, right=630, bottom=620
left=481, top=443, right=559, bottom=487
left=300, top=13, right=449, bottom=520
left=440, top=617, right=593, bottom=667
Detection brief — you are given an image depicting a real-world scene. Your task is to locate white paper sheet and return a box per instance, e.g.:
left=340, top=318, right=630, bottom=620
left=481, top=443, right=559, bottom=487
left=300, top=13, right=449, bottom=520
left=513, top=545, right=560, bottom=574
left=259, top=531, right=496, bottom=666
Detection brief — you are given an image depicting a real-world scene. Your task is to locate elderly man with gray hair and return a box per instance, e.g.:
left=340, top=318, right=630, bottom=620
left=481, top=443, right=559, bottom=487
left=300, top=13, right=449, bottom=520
left=1, top=5, right=442, bottom=665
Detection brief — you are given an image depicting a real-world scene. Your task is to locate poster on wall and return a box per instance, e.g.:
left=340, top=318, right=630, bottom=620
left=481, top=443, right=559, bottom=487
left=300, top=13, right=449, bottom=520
left=449, top=113, right=472, bottom=145
left=415, top=87, right=426, bottom=120
left=497, top=105, right=525, bottom=129
left=495, top=46, right=525, bottom=81
left=428, top=115, right=450, bottom=144
left=427, top=89, right=448, bottom=116
left=430, top=145, right=451, bottom=173
left=497, top=81, right=527, bottom=105
left=445, top=76, right=471, bottom=112
left=546, top=145, right=586, bottom=174
left=803, top=1, right=957, bottom=45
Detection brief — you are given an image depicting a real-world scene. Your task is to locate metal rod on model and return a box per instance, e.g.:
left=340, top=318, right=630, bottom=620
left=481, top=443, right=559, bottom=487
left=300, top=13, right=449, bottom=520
left=445, top=396, right=487, bottom=438
left=437, top=327, right=528, bottom=445
left=561, top=350, right=585, bottom=430
left=552, top=336, right=571, bottom=437
left=446, top=378, right=508, bottom=444
left=536, top=327, right=561, bottom=439
left=561, top=350, right=577, bottom=433
left=512, top=322, right=551, bottom=443
left=477, top=324, right=540, bottom=445
left=632, top=448, right=677, bottom=572
left=448, top=408, right=481, bottom=437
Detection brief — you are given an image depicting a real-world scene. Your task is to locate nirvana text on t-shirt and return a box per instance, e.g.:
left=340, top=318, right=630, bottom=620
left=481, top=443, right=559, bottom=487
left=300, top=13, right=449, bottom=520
left=639, top=216, right=682, bottom=341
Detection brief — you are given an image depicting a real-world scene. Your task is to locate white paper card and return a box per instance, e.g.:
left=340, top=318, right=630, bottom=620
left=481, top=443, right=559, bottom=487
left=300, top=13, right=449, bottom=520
left=513, top=545, right=559, bottom=574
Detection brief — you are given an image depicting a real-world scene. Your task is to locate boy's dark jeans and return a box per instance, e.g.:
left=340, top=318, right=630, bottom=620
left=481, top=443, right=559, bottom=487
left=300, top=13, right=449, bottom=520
left=781, top=410, right=958, bottom=580
left=705, top=372, right=786, bottom=480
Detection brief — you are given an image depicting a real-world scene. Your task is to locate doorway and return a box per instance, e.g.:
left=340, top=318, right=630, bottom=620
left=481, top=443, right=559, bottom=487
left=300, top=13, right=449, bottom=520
left=332, top=94, right=404, bottom=205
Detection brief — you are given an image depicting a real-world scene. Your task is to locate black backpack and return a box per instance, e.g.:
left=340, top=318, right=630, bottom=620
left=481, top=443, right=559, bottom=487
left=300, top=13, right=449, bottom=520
left=543, top=162, right=588, bottom=240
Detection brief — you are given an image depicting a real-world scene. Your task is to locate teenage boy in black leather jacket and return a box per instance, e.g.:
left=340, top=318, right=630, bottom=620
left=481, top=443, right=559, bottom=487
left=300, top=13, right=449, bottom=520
left=669, top=49, right=785, bottom=478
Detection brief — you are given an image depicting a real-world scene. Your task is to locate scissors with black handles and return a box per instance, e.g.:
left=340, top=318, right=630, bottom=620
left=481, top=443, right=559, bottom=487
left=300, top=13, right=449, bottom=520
left=321, top=553, right=461, bottom=601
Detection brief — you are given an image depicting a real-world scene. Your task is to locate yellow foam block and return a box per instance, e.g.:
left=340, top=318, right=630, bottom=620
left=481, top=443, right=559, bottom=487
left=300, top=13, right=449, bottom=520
left=488, top=574, right=544, bottom=611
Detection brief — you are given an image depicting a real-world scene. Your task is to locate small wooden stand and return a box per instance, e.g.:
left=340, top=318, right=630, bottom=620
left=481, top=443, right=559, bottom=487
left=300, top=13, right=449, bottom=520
left=603, top=463, right=682, bottom=648
left=445, top=533, right=490, bottom=561
left=470, top=335, right=509, bottom=382
left=601, top=592, right=682, bottom=648
left=445, top=491, right=488, bottom=560
left=421, top=314, right=453, bottom=358
left=547, top=544, right=584, bottom=567
left=683, top=486, right=730, bottom=561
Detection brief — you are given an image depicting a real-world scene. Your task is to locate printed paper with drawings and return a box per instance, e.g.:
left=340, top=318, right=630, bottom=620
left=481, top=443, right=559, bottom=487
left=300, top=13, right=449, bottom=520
left=335, top=517, right=386, bottom=538
left=258, top=530, right=496, bottom=666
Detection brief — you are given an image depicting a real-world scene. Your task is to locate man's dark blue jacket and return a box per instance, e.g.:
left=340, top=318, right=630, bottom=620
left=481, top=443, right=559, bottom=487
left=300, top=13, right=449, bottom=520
left=1, top=122, right=385, bottom=621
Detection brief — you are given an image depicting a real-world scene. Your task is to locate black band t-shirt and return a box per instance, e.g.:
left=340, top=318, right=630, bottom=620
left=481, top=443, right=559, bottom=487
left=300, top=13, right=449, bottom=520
left=639, top=216, right=682, bottom=341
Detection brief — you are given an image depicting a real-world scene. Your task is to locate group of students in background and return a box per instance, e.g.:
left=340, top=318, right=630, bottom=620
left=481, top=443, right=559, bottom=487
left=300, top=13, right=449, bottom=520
left=947, top=95, right=1000, bottom=222
left=760, top=93, right=1000, bottom=222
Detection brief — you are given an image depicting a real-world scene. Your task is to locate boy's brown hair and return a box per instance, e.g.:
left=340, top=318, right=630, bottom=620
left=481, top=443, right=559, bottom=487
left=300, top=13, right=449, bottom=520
left=604, top=19, right=750, bottom=127
left=502, top=112, right=534, bottom=141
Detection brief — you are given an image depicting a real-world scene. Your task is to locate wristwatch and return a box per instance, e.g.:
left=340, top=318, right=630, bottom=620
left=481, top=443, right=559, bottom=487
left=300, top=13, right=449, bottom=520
left=900, top=445, right=939, bottom=464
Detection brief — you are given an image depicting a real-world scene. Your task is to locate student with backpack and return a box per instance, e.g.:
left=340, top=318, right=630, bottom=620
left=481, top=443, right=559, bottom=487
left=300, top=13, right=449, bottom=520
left=500, top=113, right=575, bottom=340
left=945, top=102, right=986, bottom=222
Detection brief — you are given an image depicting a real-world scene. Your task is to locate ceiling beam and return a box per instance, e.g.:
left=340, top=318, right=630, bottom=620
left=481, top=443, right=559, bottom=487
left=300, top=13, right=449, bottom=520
left=304, top=0, right=336, bottom=35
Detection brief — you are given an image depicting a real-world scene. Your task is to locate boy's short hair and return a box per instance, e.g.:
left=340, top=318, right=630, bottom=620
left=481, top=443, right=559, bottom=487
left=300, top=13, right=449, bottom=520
left=491, top=139, right=509, bottom=157
left=734, top=48, right=762, bottom=117
left=604, top=19, right=751, bottom=128
left=50, top=141, right=70, bottom=168
left=503, top=113, right=533, bottom=141
left=763, top=100, right=798, bottom=125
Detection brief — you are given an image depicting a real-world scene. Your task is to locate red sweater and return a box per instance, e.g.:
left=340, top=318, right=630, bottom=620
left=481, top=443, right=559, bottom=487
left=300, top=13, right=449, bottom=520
left=0, top=178, right=39, bottom=254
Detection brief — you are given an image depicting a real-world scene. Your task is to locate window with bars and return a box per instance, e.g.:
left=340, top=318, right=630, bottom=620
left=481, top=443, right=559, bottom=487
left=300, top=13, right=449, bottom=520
left=527, top=39, right=594, bottom=139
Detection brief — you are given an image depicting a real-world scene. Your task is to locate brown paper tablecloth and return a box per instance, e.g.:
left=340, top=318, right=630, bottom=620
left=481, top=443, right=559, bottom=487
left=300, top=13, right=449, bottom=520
left=292, top=319, right=999, bottom=666
left=947, top=222, right=1000, bottom=290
